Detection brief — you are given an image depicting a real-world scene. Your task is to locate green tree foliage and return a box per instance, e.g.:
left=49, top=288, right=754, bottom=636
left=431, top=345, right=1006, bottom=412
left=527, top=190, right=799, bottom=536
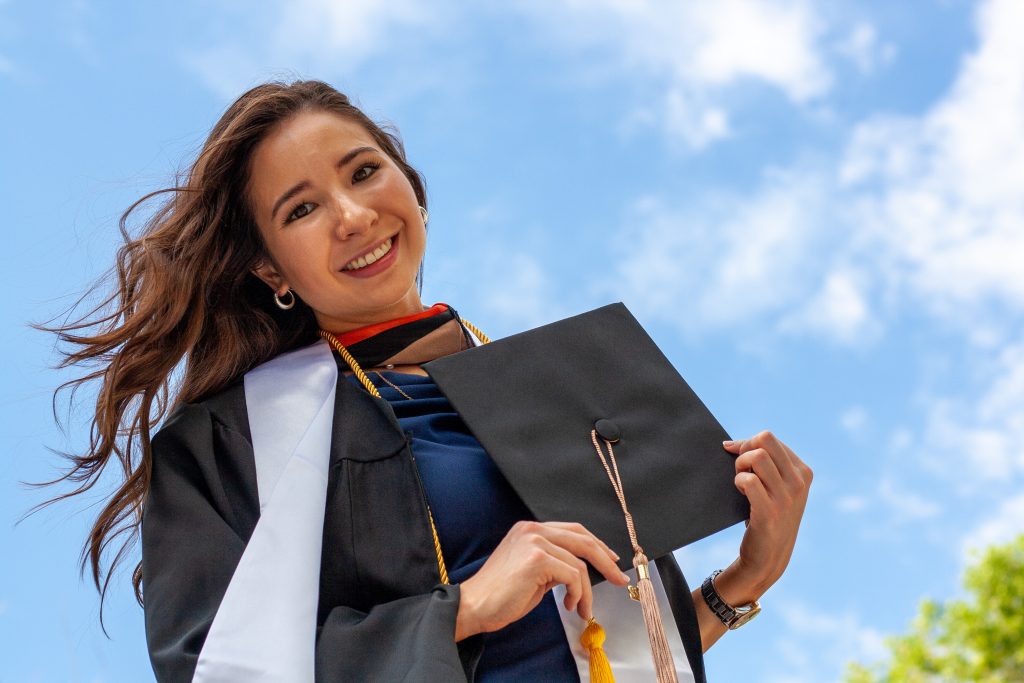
left=845, top=533, right=1024, bottom=682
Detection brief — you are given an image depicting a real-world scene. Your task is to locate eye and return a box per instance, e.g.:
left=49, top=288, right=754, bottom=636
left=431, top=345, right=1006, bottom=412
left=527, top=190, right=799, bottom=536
left=281, top=161, right=381, bottom=226
left=284, top=201, right=314, bottom=225
left=353, top=160, right=381, bottom=182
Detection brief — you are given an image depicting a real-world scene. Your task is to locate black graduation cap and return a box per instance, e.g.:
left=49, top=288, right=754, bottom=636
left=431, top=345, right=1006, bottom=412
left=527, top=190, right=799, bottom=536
left=422, top=301, right=749, bottom=584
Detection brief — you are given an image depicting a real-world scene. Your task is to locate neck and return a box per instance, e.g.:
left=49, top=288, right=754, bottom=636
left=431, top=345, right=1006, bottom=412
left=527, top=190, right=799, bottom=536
left=314, top=296, right=429, bottom=335
left=328, top=303, right=450, bottom=347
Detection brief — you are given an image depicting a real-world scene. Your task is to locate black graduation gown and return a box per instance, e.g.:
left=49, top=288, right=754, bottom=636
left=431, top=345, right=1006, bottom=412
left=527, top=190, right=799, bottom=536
left=140, top=355, right=709, bottom=682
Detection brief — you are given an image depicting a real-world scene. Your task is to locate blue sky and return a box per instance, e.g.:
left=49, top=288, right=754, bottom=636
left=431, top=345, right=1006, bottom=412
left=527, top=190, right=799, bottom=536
left=3, top=0, right=1022, bottom=681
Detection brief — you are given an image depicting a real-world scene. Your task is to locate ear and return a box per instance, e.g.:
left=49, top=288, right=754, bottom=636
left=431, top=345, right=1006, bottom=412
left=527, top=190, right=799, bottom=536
left=250, top=257, right=288, bottom=294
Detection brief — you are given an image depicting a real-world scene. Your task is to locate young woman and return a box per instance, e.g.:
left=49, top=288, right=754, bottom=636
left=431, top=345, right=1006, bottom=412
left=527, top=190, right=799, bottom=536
left=38, top=79, right=812, bottom=682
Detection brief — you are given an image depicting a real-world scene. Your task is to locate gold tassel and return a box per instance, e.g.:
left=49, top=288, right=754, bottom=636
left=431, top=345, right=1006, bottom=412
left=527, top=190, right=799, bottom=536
left=580, top=617, right=616, bottom=683
left=633, top=553, right=678, bottom=683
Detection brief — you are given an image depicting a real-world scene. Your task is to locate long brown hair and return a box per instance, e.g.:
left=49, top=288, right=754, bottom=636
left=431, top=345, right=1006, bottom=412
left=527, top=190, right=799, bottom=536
left=27, top=79, right=429, bottom=630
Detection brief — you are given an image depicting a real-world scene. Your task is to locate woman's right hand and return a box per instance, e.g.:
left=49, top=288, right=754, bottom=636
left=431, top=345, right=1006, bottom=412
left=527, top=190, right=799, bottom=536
left=454, top=520, right=631, bottom=641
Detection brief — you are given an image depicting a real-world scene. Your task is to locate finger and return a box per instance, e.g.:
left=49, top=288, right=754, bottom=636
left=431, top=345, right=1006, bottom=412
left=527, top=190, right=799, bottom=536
left=532, top=553, right=580, bottom=612
left=534, top=525, right=629, bottom=586
left=735, top=447, right=785, bottom=498
left=757, top=430, right=802, bottom=484
left=539, top=549, right=591, bottom=619
left=514, top=520, right=615, bottom=558
left=723, top=430, right=779, bottom=456
left=537, top=537, right=595, bottom=619
left=722, top=435, right=747, bottom=452
left=727, top=431, right=797, bottom=486
left=777, top=439, right=814, bottom=486
left=532, top=522, right=623, bottom=572
left=544, top=521, right=621, bottom=562
left=735, top=470, right=771, bottom=516
left=518, top=529, right=590, bottom=616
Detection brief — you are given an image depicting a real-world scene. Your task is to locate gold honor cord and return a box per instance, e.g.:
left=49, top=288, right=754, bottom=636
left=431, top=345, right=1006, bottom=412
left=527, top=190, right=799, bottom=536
left=320, top=318, right=619, bottom=680
left=319, top=317, right=491, bottom=586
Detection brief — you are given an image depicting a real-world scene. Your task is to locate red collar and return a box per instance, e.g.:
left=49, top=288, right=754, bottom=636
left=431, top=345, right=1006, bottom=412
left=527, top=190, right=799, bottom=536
left=330, top=302, right=450, bottom=346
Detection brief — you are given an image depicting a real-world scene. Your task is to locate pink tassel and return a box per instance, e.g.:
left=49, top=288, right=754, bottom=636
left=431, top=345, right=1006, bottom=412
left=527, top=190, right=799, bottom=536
left=634, top=552, right=678, bottom=683
left=590, top=429, right=680, bottom=682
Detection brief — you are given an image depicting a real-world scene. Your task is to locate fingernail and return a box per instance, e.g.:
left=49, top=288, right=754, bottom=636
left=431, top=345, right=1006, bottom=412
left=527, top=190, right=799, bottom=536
left=722, top=440, right=735, bottom=447
left=612, top=550, right=621, bottom=560
left=620, top=571, right=630, bottom=582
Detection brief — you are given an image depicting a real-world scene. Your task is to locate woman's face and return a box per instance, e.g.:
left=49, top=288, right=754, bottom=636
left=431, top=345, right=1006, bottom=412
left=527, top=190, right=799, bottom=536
left=247, top=109, right=428, bottom=333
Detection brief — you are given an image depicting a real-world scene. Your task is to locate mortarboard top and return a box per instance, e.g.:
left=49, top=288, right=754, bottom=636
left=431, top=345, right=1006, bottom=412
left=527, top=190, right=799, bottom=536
left=423, top=301, right=749, bottom=585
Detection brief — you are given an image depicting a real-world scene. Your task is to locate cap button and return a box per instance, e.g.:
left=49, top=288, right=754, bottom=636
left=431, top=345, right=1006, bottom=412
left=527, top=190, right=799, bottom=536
left=594, top=418, right=621, bottom=443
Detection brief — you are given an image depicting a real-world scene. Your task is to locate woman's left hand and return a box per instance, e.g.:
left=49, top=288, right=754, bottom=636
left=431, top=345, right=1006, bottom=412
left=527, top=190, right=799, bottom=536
left=722, top=430, right=813, bottom=598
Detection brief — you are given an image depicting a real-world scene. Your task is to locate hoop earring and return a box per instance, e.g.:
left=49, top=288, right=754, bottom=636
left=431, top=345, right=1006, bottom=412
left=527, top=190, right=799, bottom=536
left=419, top=205, right=429, bottom=226
left=274, top=289, right=296, bottom=310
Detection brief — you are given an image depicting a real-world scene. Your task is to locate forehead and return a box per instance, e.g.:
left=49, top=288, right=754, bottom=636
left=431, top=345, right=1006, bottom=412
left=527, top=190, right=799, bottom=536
left=248, top=111, right=378, bottom=212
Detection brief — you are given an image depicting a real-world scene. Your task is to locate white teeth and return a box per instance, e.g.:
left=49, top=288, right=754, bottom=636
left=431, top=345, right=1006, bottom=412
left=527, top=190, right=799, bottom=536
left=344, top=237, right=393, bottom=270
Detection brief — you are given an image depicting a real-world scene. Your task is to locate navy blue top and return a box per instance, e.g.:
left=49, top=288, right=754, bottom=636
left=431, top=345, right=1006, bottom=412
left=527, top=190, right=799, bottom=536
left=346, top=371, right=580, bottom=682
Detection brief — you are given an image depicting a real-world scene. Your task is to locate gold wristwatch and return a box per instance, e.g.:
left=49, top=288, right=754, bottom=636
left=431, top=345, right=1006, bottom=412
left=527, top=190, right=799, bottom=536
left=700, top=569, right=761, bottom=629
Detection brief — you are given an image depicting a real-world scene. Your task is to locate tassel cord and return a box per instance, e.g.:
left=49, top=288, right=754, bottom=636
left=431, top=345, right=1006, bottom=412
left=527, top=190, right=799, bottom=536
left=591, top=430, right=680, bottom=683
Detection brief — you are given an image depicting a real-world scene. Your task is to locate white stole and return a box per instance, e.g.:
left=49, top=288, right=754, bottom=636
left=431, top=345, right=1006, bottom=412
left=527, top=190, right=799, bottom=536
left=192, top=334, right=695, bottom=683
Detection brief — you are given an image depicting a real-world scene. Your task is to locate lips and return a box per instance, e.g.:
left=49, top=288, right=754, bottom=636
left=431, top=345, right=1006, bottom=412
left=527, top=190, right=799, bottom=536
left=339, top=231, right=400, bottom=279
left=342, top=233, right=394, bottom=270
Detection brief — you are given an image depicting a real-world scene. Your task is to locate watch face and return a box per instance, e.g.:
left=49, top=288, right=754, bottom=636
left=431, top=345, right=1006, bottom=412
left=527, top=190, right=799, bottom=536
left=729, top=604, right=762, bottom=629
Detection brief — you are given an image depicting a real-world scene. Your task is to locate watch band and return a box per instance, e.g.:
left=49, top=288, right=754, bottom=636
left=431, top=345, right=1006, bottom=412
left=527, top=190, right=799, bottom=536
left=700, top=569, right=762, bottom=629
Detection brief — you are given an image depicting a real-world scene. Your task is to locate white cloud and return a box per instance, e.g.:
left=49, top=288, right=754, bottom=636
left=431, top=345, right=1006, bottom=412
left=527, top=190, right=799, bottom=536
left=777, top=268, right=880, bottom=346
left=835, top=22, right=896, bottom=75
left=601, top=166, right=888, bottom=347
left=673, top=530, right=744, bottom=579
left=835, top=335, right=1024, bottom=529
left=962, top=492, right=1024, bottom=561
left=879, top=338, right=1024, bottom=561
left=605, top=169, right=835, bottom=340
left=912, top=341, right=1024, bottom=490
left=839, top=0, right=1024, bottom=331
left=685, top=0, right=831, bottom=101
left=774, top=600, right=888, bottom=682
left=270, top=0, right=436, bottom=67
left=839, top=406, right=868, bottom=434
left=180, top=0, right=838, bottom=150
left=604, top=0, right=1024, bottom=350
left=887, top=428, right=913, bottom=454
left=180, top=44, right=268, bottom=102
left=519, top=0, right=831, bottom=148
left=476, top=251, right=563, bottom=330
left=428, top=242, right=572, bottom=334
left=179, top=1, right=446, bottom=100
left=658, top=88, right=732, bottom=150
left=924, top=400, right=1015, bottom=483
left=835, top=495, right=867, bottom=513
left=523, top=0, right=831, bottom=97
left=877, top=476, right=940, bottom=520
left=0, top=0, right=16, bottom=77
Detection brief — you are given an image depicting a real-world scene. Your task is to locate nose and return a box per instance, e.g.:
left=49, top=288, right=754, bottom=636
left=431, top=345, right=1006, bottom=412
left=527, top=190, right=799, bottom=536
left=330, top=191, right=377, bottom=240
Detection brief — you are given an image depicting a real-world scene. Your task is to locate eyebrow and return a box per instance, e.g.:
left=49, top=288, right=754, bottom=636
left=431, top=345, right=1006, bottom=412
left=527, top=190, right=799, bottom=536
left=270, top=145, right=378, bottom=222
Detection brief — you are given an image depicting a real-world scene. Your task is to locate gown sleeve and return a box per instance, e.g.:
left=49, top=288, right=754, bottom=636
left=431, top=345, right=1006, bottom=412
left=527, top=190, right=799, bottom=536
left=141, top=402, right=484, bottom=683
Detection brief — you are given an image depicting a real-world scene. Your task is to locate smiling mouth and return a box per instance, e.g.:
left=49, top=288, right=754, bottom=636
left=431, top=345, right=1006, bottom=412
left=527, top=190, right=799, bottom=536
left=342, top=232, right=399, bottom=271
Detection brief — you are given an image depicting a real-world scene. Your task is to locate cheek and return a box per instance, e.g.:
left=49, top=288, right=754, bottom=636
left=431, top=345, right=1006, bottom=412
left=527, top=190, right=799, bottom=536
left=273, top=234, right=329, bottom=282
left=403, top=219, right=428, bottom=261
left=379, top=168, right=420, bottom=209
